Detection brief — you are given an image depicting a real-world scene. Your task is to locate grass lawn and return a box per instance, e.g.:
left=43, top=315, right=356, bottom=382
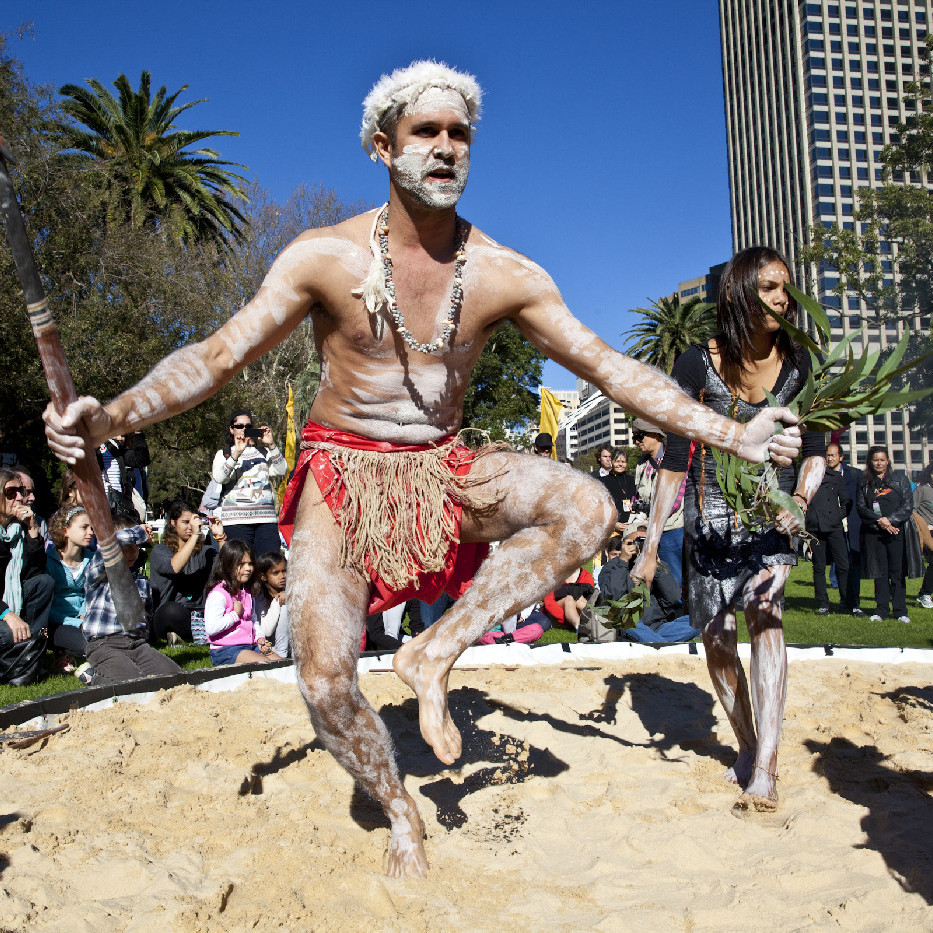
left=3, top=562, right=931, bottom=710
left=541, top=561, right=933, bottom=648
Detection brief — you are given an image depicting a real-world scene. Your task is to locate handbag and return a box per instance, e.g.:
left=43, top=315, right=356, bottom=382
left=0, top=627, right=48, bottom=686
left=913, top=511, right=933, bottom=555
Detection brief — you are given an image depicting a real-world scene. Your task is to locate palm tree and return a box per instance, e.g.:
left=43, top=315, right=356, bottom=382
left=621, top=295, right=716, bottom=374
left=58, top=71, right=248, bottom=249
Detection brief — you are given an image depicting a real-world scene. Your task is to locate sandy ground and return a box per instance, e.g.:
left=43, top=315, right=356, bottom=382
left=2, top=655, right=932, bottom=931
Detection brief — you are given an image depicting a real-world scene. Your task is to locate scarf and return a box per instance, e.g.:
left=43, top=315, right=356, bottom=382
left=0, top=520, right=25, bottom=615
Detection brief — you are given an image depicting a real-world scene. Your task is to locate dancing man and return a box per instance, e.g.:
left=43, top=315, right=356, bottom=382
left=45, top=61, right=801, bottom=876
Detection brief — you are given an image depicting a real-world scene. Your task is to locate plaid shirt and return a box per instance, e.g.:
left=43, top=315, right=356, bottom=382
left=82, top=526, right=152, bottom=640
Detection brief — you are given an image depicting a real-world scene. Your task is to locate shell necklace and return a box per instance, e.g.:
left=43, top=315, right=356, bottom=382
left=377, top=205, right=466, bottom=354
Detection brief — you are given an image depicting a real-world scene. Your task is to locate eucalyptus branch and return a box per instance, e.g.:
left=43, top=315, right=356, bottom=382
left=594, top=580, right=651, bottom=630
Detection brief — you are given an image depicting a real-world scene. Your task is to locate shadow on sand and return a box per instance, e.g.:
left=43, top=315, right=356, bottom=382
left=806, top=683, right=933, bottom=904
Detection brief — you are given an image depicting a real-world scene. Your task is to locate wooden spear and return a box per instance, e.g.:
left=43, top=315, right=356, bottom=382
left=0, top=135, right=144, bottom=632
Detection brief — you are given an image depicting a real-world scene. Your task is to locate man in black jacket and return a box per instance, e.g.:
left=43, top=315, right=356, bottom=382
left=828, top=444, right=864, bottom=615
left=806, top=447, right=852, bottom=614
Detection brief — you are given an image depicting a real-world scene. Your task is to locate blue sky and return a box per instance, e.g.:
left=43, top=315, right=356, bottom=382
left=5, top=1, right=733, bottom=392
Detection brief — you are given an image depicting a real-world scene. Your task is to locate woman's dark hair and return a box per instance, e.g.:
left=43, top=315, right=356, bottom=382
left=716, top=246, right=798, bottom=392
left=254, top=551, right=287, bottom=597
left=223, top=409, right=253, bottom=455
left=208, top=538, right=253, bottom=594
left=918, top=461, right=933, bottom=487
left=863, top=445, right=892, bottom=483
left=162, top=500, right=203, bottom=555
left=610, top=447, right=629, bottom=472
left=57, top=467, right=79, bottom=507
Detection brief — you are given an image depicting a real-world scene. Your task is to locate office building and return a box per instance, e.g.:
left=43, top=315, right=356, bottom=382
left=720, top=0, right=932, bottom=471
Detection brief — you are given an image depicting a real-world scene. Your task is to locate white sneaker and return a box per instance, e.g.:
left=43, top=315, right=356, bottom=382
left=918, top=594, right=933, bottom=609
left=897, top=615, right=911, bottom=624
left=869, top=614, right=883, bottom=622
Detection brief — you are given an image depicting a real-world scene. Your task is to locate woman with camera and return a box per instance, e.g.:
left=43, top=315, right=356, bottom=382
left=211, top=409, right=287, bottom=556
left=149, top=500, right=225, bottom=644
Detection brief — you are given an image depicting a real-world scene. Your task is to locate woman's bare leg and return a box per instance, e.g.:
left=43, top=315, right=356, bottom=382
left=702, top=604, right=758, bottom=787
left=735, top=564, right=789, bottom=811
left=394, top=452, right=616, bottom=764
left=560, top=595, right=583, bottom=630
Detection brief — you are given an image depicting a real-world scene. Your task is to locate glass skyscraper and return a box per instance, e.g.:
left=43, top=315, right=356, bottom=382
left=720, top=0, right=932, bottom=472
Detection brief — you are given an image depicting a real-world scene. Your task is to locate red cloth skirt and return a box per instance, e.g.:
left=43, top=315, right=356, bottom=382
left=279, top=420, right=489, bottom=615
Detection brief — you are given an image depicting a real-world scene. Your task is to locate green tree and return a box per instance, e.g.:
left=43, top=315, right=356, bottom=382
left=461, top=321, right=545, bottom=440
left=58, top=70, right=248, bottom=249
left=799, top=36, right=933, bottom=434
left=621, top=295, right=716, bottom=374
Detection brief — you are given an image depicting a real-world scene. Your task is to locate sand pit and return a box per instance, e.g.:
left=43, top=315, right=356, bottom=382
left=2, top=652, right=932, bottom=931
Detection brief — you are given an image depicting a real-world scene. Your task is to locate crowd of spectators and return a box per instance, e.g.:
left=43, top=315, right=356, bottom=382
left=3, top=405, right=933, bottom=689
left=0, top=410, right=296, bottom=688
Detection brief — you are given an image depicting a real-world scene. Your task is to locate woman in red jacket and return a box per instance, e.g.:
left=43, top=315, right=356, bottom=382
left=543, top=566, right=595, bottom=629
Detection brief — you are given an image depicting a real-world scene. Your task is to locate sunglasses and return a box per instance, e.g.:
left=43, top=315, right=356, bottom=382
left=3, top=485, right=26, bottom=499
left=632, top=432, right=646, bottom=442
left=232, top=422, right=251, bottom=429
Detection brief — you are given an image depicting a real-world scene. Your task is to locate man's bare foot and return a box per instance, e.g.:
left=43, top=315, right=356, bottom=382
left=386, top=806, right=429, bottom=878
left=393, top=639, right=462, bottom=765
left=724, top=749, right=755, bottom=786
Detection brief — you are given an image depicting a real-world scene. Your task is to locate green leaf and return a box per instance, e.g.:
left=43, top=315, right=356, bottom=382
left=874, top=346, right=933, bottom=387
left=803, top=414, right=847, bottom=432
left=786, top=283, right=831, bottom=345
left=794, top=370, right=817, bottom=420
left=870, top=387, right=933, bottom=410
left=816, top=345, right=871, bottom=400
left=875, top=330, right=911, bottom=382
left=770, top=488, right=804, bottom=525
left=821, top=329, right=861, bottom=371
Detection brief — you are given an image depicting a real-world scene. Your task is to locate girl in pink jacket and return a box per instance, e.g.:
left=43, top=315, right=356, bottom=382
left=205, top=539, right=283, bottom=666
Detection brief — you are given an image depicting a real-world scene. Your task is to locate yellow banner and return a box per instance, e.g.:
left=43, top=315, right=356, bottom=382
left=277, top=383, right=297, bottom=506
left=539, top=388, right=563, bottom=460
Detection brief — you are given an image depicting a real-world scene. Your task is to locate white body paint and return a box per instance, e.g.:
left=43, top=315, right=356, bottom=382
left=43, top=76, right=806, bottom=877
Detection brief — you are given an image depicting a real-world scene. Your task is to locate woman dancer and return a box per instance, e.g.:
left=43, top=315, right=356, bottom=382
left=634, top=247, right=825, bottom=810
left=857, top=446, right=920, bottom=623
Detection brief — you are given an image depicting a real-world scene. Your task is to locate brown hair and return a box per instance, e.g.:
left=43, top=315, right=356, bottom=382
left=716, top=246, right=799, bottom=394
left=48, top=505, right=88, bottom=550
left=161, top=500, right=204, bottom=556
left=0, top=467, right=19, bottom=528
left=58, top=468, right=79, bottom=507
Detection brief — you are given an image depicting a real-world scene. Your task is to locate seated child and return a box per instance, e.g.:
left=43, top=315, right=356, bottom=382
left=252, top=551, right=291, bottom=658
left=205, top=540, right=283, bottom=666
left=46, top=504, right=94, bottom=666
left=82, top=514, right=181, bottom=685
